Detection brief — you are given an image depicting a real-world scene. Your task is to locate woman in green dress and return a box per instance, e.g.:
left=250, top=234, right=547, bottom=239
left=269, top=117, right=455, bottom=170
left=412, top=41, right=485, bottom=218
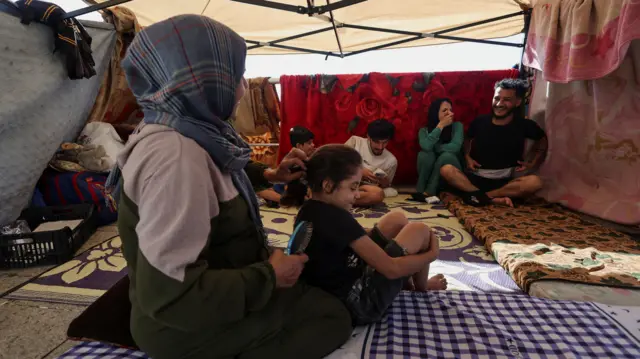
left=413, top=98, right=464, bottom=201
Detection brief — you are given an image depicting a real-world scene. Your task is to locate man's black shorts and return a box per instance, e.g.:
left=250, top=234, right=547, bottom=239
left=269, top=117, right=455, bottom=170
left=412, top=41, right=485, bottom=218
left=467, top=172, right=511, bottom=192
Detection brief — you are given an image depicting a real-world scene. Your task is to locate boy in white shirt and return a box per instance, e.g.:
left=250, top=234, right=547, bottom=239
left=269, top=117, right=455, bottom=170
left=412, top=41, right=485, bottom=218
left=345, top=119, right=398, bottom=206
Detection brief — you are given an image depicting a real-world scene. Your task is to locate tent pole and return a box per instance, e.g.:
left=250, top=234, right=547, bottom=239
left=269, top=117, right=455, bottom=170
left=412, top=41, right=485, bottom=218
left=434, top=11, right=525, bottom=35
left=60, top=0, right=133, bottom=20
left=519, top=9, right=533, bottom=78
left=247, top=26, right=335, bottom=50
left=246, top=40, right=340, bottom=57
left=232, top=0, right=366, bottom=15
left=326, top=0, right=345, bottom=58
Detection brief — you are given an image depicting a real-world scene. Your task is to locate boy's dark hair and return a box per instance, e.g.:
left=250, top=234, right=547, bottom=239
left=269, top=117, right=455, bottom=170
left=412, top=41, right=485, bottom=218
left=366, top=119, right=395, bottom=141
left=289, top=126, right=315, bottom=147
left=495, top=78, right=528, bottom=99
left=280, top=144, right=362, bottom=207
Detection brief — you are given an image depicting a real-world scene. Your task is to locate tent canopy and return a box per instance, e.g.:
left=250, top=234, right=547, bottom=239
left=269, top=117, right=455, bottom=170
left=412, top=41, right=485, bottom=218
left=92, top=0, right=530, bottom=55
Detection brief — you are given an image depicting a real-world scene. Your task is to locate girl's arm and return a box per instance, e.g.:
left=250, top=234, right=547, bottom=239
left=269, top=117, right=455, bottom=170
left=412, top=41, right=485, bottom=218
left=418, top=127, right=441, bottom=152
left=349, top=236, right=436, bottom=279
left=439, top=122, right=464, bottom=153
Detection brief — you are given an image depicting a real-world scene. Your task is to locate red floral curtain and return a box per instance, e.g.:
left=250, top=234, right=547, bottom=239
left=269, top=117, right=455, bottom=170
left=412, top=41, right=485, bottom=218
left=278, top=69, right=519, bottom=184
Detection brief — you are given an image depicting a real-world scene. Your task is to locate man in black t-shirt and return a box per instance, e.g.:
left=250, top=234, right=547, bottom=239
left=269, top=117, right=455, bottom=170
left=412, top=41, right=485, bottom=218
left=440, top=78, right=547, bottom=207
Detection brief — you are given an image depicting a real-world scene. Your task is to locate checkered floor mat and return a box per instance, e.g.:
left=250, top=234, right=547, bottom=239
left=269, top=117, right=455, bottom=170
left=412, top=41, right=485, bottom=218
left=58, top=342, right=148, bottom=359
left=367, top=291, right=640, bottom=358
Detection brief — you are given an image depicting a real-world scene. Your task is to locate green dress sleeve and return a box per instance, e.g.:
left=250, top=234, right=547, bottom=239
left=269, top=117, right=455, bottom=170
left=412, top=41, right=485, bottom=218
left=418, top=127, right=441, bottom=152
left=439, top=122, right=464, bottom=153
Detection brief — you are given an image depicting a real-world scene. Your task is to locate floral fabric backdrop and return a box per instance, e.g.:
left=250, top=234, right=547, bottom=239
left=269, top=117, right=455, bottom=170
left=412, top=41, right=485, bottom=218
left=278, top=69, right=519, bottom=184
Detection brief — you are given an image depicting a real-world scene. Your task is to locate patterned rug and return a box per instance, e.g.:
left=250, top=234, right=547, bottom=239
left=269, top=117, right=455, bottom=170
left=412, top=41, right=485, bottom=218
left=6, top=196, right=519, bottom=305
left=5, top=235, right=127, bottom=305
left=262, top=196, right=519, bottom=293
left=444, top=196, right=640, bottom=292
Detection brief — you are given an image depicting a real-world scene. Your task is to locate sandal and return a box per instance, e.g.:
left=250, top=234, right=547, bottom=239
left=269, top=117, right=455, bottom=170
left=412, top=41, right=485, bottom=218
left=462, top=191, right=492, bottom=207
left=408, top=193, right=427, bottom=202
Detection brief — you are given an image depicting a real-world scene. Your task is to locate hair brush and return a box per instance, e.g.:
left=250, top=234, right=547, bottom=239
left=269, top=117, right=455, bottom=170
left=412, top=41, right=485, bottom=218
left=285, top=221, right=313, bottom=255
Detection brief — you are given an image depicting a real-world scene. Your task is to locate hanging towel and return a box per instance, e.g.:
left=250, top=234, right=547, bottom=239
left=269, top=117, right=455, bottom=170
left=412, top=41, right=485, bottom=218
left=232, top=77, right=281, bottom=138
left=86, top=6, right=143, bottom=127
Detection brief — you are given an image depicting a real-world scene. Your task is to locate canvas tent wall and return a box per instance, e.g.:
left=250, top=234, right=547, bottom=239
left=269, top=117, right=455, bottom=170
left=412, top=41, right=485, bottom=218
left=0, top=10, right=116, bottom=226
left=89, top=0, right=530, bottom=55
left=0, top=0, right=531, bottom=226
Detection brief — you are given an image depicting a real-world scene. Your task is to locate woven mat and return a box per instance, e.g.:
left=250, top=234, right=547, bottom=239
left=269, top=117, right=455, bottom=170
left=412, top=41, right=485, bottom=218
left=444, top=196, right=640, bottom=291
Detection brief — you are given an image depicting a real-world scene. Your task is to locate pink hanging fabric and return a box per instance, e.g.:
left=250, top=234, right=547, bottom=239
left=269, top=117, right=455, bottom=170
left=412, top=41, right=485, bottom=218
left=524, top=0, right=640, bottom=83
left=530, top=41, right=640, bottom=225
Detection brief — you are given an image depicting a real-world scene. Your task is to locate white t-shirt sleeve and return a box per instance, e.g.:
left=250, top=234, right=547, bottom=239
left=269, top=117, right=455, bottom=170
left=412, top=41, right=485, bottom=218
left=384, top=155, right=398, bottom=183
left=345, top=136, right=358, bottom=148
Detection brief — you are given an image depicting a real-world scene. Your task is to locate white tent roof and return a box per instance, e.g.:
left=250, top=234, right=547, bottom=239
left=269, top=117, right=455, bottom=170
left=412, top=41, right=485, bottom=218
left=95, top=0, right=529, bottom=55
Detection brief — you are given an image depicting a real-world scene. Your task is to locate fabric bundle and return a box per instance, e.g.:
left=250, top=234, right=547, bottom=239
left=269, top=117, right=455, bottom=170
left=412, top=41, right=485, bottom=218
left=86, top=6, right=143, bottom=128
left=16, top=0, right=96, bottom=79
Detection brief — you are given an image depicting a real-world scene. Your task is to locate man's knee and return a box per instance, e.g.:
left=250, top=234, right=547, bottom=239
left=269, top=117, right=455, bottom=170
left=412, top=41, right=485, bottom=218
left=357, top=185, right=385, bottom=206
left=367, top=185, right=385, bottom=203
left=440, top=164, right=458, bottom=178
left=523, top=175, right=543, bottom=192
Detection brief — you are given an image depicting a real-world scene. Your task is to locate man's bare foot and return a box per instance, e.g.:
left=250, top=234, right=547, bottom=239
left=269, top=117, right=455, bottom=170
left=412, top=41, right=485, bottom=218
left=491, top=197, right=514, bottom=207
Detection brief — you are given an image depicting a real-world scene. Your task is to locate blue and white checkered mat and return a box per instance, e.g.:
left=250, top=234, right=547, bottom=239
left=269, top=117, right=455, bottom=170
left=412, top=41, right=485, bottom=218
left=60, top=291, right=640, bottom=359
left=364, top=291, right=640, bottom=359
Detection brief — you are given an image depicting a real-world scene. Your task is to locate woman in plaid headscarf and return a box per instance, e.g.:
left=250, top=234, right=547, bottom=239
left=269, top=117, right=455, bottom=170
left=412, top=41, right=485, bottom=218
left=115, top=14, right=352, bottom=359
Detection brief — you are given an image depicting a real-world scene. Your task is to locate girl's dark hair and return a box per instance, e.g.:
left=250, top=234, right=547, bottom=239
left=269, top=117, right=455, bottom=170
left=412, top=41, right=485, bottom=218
left=280, top=144, right=363, bottom=207
left=426, top=98, right=453, bottom=144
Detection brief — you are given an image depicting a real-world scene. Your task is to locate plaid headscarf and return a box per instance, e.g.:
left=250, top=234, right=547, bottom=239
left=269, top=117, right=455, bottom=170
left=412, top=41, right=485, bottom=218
left=110, top=15, right=262, bottom=228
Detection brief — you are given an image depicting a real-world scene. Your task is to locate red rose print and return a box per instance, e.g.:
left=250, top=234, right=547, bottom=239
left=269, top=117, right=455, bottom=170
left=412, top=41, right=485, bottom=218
left=368, top=72, right=394, bottom=100
left=396, top=76, right=415, bottom=92
left=356, top=98, right=382, bottom=121
left=338, top=74, right=364, bottom=90
left=335, top=92, right=353, bottom=112
left=392, top=96, right=409, bottom=116
left=422, top=80, right=447, bottom=110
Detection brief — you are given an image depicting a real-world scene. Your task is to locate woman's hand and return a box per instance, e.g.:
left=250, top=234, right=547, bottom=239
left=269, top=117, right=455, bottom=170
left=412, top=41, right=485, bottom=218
left=264, top=148, right=308, bottom=183
left=269, top=249, right=308, bottom=288
left=437, top=113, right=454, bottom=129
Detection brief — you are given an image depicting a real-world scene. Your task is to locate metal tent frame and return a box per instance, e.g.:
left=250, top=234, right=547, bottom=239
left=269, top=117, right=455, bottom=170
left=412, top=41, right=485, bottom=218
left=62, top=0, right=532, bottom=76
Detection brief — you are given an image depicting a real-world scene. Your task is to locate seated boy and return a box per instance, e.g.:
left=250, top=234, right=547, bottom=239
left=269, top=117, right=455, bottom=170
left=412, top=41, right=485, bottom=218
left=345, top=119, right=399, bottom=207
left=258, top=126, right=315, bottom=205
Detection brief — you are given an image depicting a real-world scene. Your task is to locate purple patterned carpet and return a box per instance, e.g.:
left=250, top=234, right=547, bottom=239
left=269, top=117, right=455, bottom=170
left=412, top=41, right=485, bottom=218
left=8, top=197, right=520, bottom=305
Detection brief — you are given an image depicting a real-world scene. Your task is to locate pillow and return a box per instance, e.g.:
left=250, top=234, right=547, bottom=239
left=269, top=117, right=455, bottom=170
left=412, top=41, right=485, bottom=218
left=67, top=275, right=138, bottom=349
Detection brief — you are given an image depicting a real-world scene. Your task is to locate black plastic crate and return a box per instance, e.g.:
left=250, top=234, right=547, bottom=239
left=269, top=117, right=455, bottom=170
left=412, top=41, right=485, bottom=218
left=0, top=204, right=97, bottom=269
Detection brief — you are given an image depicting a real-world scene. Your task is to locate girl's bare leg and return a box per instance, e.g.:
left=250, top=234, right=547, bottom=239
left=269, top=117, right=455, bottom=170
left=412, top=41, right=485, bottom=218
left=380, top=219, right=447, bottom=292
